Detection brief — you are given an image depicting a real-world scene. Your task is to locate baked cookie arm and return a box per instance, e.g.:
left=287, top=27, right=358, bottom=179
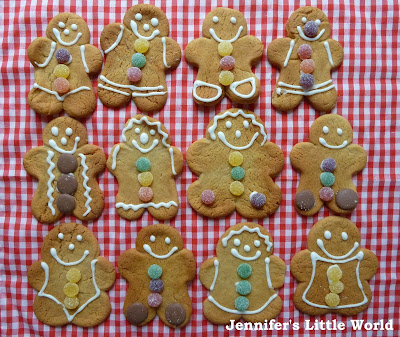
left=23, top=147, right=48, bottom=179
left=199, top=257, right=218, bottom=290
left=27, top=260, right=46, bottom=291
left=171, top=146, right=184, bottom=175
left=100, top=23, right=125, bottom=53
left=162, top=37, right=181, bottom=70
left=82, top=44, right=103, bottom=76
left=290, top=142, right=315, bottom=172
left=325, top=39, right=344, bottom=69
left=94, top=256, right=116, bottom=290
left=118, top=249, right=145, bottom=281
left=268, top=255, right=286, bottom=289
left=184, top=38, right=212, bottom=66
left=27, top=37, right=55, bottom=66
left=343, top=144, right=367, bottom=174
left=234, top=35, right=264, bottom=65
left=290, top=250, right=312, bottom=282
left=262, top=142, right=285, bottom=177
left=267, top=37, right=293, bottom=68
left=359, top=249, right=378, bottom=280
left=186, top=139, right=213, bottom=176
left=78, top=145, right=106, bottom=176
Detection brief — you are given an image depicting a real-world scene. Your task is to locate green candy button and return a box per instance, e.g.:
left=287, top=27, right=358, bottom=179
left=236, top=280, right=252, bottom=295
left=235, top=296, right=249, bottom=311
left=131, top=53, right=146, bottom=68
left=237, top=263, right=252, bottom=279
left=148, top=264, right=162, bottom=279
left=320, top=172, right=335, bottom=187
left=136, top=157, right=151, bottom=172
left=231, top=166, right=245, bottom=181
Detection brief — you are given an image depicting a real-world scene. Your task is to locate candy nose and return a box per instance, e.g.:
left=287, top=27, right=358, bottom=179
left=304, top=21, right=319, bottom=38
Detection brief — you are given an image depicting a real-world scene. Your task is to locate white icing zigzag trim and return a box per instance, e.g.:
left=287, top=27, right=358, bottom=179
left=46, top=150, right=56, bottom=215
left=116, top=201, right=177, bottom=211
left=122, top=116, right=169, bottom=147
left=221, top=225, right=272, bottom=252
left=33, top=83, right=90, bottom=102
left=78, top=153, right=92, bottom=217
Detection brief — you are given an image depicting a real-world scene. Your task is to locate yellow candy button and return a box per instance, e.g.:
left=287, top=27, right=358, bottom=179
left=219, top=71, right=234, bottom=86
left=329, top=281, right=344, bottom=294
left=54, top=64, right=70, bottom=78
left=230, top=181, right=244, bottom=196
left=218, top=41, right=233, bottom=56
left=229, top=151, right=243, bottom=166
left=64, top=296, right=79, bottom=310
left=134, top=38, right=150, bottom=53
left=325, top=293, right=340, bottom=307
left=66, top=268, right=81, bottom=283
left=64, top=282, right=79, bottom=297
left=327, top=265, right=342, bottom=281
left=138, top=171, right=153, bottom=187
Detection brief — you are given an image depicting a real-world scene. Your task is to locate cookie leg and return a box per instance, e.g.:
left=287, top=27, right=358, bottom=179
left=242, top=294, right=282, bottom=323
left=133, top=94, right=168, bottom=113
left=225, top=74, right=260, bottom=105
left=271, top=88, right=303, bottom=112
left=294, top=189, right=323, bottom=216
left=28, top=89, right=63, bottom=116
left=306, top=87, right=338, bottom=112
left=331, top=188, right=359, bottom=214
left=203, top=298, right=240, bottom=325
left=72, top=293, right=112, bottom=327
left=97, top=78, right=132, bottom=108
left=192, top=76, right=224, bottom=106
left=63, top=89, right=97, bottom=118
left=236, top=187, right=281, bottom=219
left=125, top=302, right=156, bottom=326
left=293, top=282, right=329, bottom=316
left=158, top=302, right=190, bottom=328
left=117, top=207, right=146, bottom=221
left=148, top=204, right=179, bottom=221
left=32, top=296, right=69, bottom=326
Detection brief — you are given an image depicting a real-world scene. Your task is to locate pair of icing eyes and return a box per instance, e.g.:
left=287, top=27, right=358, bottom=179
left=213, top=16, right=237, bottom=24
left=301, top=17, right=321, bottom=25
left=134, top=13, right=159, bottom=27
left=323, top=231, right=348, bottom=241
left=51, top=127, right=73, bottom=145
left=150, top=235, right=171, bottom=244
left=233, top=238, right=261, bottom=249
left=323, top=126, right=343, bottom=135
left=58, top=22, right=78, bottom=33
left=225, top=121, right=250, bottom=129
left=135, top=128, right=156, bottom=136
left=57, top=233, right=83, bottom=241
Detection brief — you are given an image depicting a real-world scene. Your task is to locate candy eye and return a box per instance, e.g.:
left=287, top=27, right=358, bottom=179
left=135, top=13, right=142, bottom=21
left=58, top=233, right=64, bottom=240
left=323, top=126, right=329, bottom=134
left=243, top=121, right=249, bottom=129
left=213, top=16, right=219, bottom=23
left=66, top=128, right=73, bottom=136
left=244, top=245, right=251, bottom=252
left=315, top=19, right=321, bottom=26
left=135, top=128, right=140, bottom=134
left=61, top=137, right=67, bottom=145
left=337, top=128, right=343, bottom=135
left=225, top=121, right=232, bottom=129
left=51, top=126, right=59, bottom=136
left=254, top=240, right=260, bottom=247
left=76, top=235, right=82, bottom=242
left=150, top=235, right=156, bottom=242
left=234, top=239, right=240, bottom=246
left=302, top=17, right=307, bottom=23
left=71, top=24, right=78, bottom=31
left=341, top=232, right=348, bottom=241
left=151, top=18, right=159, bottom=27
left=230, top=17, right=236, bottom=24
left=150, top=129, right=156, bottom=135
left=165, top=237, right=171, bottom=244
left=58, top=22, right=65, bottom=28
left=324, top=231, right=332, bottom=240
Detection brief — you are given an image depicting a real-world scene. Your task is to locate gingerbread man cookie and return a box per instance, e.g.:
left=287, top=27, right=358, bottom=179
left=23, top=117, right=106, bottom=223
left=200, top=222, right=285, bottom=324
left=187, top=109, right=284, bottom=218
left=28, top=223, right=115, bottom=326
left=290, top=114, right=367, bottom=216
left=267, top=6, right=343, bottom=112
left=107, top=115, right=183, bottom=221
left=118, top=224, right=196, bottom=328
left=185, top=7, right=263, bottom=105
left=28, top=13, right=102, bottom=118
left=291, top=217, right=378, bottom=316
left=98, top=4, right=181, bottom=112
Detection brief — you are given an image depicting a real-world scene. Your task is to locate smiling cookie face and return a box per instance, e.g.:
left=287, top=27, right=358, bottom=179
left=47, top=13, right=90, bottom=46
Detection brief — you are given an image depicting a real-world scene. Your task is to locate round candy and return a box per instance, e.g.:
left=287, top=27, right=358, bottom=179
left=66, top=268, right=81, bottom=283
left=149, top=279, right=164, bottom=293
left=300, top=73, right=315, bottom=89
left=220, top=56, right=235, bottom=70
left=327, top=265, right=342, bottom=281
left=138, top=187, right=153, bottom=202
left=218, top=41, right=233, bottom=56
left=127, top=67, right=142, bottom=82
left=321, top=158, right=337, bottom=172
left=56, top=194, right=76, bottom=214
left=320, top=172, right=335, bottom=187
left=325, top=293, right=340, bottom=307
left=54, top=64, right=70, bottom=78
left=219, top=71, right=234, bottom=86
left=304, top=21, right=319, bottom=38
left=329, top=281, right=344, bottom=294
left=127, top=302, right=148, bottom=325
left=230, top=181, right=244, bottom=196
left=336, top=189, right=359, bottom=210
left=234, top=296, right=249, bottom=311
left=54, top=77, right=70, bottom=94
left=237, top=263, right=252, bottom=279
left=136, top=157, right=151, bottom=172
left=134, top=38, right=150, bottom=53
left=295, top=190, right=315, bottom=211
left=131, top=53, right=146, bottom=68
left=165, top=303, right=186, bottom=326
left=201, top=190, right=215, bottom=205
left=55, top=48, right=71, bottom=64
left=319, top=187, right=334, bottom=201
left=138, top=172, right=153, bottom=186
left=250, top=192, right=266, bottom=209
left=148, top=293, right=162, bottom=307
left=229, top=151, right=243, bottom=166
left=57, top=174, right=78, bottom=195
left=63, top=282, right=79, bottom=297
left=297, top=44, right=312, bottom=60
left=231, top=166, right=245, bottom=181
left=57, top=154, right=78, bottom=174
left=300, top=59, right=315, bottom=73
left=236, top=280, right=252, bottom=296
left=148, top=264, right=163, bottom=279
left=64, top=296, right=79, bottom=310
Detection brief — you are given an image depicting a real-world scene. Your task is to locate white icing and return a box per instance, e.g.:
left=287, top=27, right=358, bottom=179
left=130, top=20, right=159, bottom=40
left=210, top=259, right=219, bottom=291
left=143, top=244, right=178, bottom=259
left=58, top=22, right=65, bottom=28
left=34, top=41, right=56, bottom=67
left=337, top=128, right=343, bottom=135
left=33, top=83, right=90, bottom=101
left=316, top=19, right=321, bottom=26
left=265, top=257, right=273, bottom=289
left=50, top=247, right=90, bottom=266
left=143, top=24, right=150, bottom=31
left=319, top=138, right=349, bottom=149
left=122, top=116, right=169, bottom=147
left=231, top=249, right=261, bottom=261
left=222, top=225, right=272, bottom=251
left=229, top=77, right=256, bottom=99
left=116, top=201, right=177, bottom=211
left=243, top=121, right=249, bottom=129
left=104, top=25, right=125, bottom=54
left=225, top=121, right=232, bottom=128
left=99, top=75, right=166, bottom=97
left=165, top=237, right=171, bottom=244
left=61, top=137, right=67, bottom=145
left=254, top=240, right=260, bottom=247
left=66, top=55, right=72, bottom=64
left=297, top=26, right=326, bottom=41
left=324, top=41, right=334, bottom=67
left=98, top=84, right=130, bottom=96
left=218, top=131, right=259, bottom=150
left=244, top=245, right=250, bottom=252
left=324, top=231, right=332, bottom=239
left=38, top=259, right=100, bottom=322
left=277, top=79, right=335, bottom=96
left=278, top=79, right=333, bottom=90
left=140, top=132, right=149, bottom=144
left=49, top=136, right=80, bottom=154
left=323, top=126, right=329, bottom=134
left=77, top=235, right=82, bottom=242
left=150, top=129, right=156, bottom=135
left=111, top=144, right=120, bottom=170
left=235, top=130, right=241, bottom=138
left=63, top=29, right=70, bottom=36
left=151, top=18, right=159, bottom=27
left=150, top=235, right=156, bottom=242
left=169, top=147, right=177, bottom=175
left=78, top=153, right=92, bottom=217
left=71, top=24, right=78, bottom=31
left=283, top=40, right=295, bottom=67
left=46, top=151, right=56, bottom=215
left=317, top=239, right=360, bottom=259
left=342, top=232, right=348, bottom=241
left=66, top=127, right=73, bottom=136
left=213, top=16, right=219, bottom=23
left=230, top=17, right=237, bottom=24
left=161, top=37, right=171, bottom=68
left=234, top=239, right=240, bottom=246
left=302, top=17, right=307, bottom=23
left=193, top=80, right=223, bottom=103
left=135, top=13, right=142, bottom=21
left=58, top=233, right=64, bottom=240
left=209, top=26, right=243, bottom=43
left=69, top=243, right=74, bottom=251
left=135, top=128, right=140, bottom=134
left=80, top=45, right=89, bottom=73
left=132, top=139, right=159, bottom=153
left=51, top=126, right=59, bottom=136
left=52, top=28, right=82, bottom=46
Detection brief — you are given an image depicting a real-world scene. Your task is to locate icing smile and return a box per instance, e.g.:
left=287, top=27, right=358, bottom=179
left=297, top=26, right=325, bottom=41
left=317, top=239, right=359, bottom=259
left=218, top=131, right=259, bottom=150
left=132, top=139, right=159, bottom=153
left=50, top=247, right=90, bottom=266
left=319, top=138, right=348, bottom=149
left=143, top=244, right=178, bottom=259
left=49, top=136, right=80, bottom=154
left=52, top=28, right=82, bottom=46
left=130, top=21, right=160, bottom=40
left=209, top=26, right=243, bottom=43
left=231, top=248, right=261, bottom=261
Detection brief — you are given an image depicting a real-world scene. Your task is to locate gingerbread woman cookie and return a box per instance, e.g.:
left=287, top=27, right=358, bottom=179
left=28, top=13, right=103, bottom=118
left=267, top=6, right=343, bottom=112
left=107, top=115, right=183, bottom=221
left=118, top=224, right=196, bottom=328
left=200, top=222, right=285, bottom=324
left=28, top=223, right=115, bottom=326
left=187, top=109, right=284, bottom=218
left=98, top=4, right=181, bottom=112
left=185, top=7, right=263, bottom=105
left=290, top=114, right=367, bottom=216
left=291, top=217, right=378, bottom=316
left=23, top=117, right=106, bottom=223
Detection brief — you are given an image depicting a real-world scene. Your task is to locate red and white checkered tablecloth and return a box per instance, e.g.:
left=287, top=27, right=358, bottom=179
left=0, top=0, right=399, bottom=336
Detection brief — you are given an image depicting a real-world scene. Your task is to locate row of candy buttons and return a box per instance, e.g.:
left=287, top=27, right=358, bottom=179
left=56, top=154, right=78, bottom=214
left=235, top=263, right=252, bottom=311
left=319, top=157, right=336, bottom=201
left=147, top=264, right=163, bottom=308
left=297, top=44, right=315, bottom=90
left=128, top=38, right=149, bottom=82
left=218, top=42, right=236, bottom=86
left=136, top=157, right=153, bottom=202
left=54, top=48, right=72, bottom=94
left=325, top=265, right=344, bottom=307
left=229, top=151, right=244, bottom=196
left=64, top=268, right=81, bottom=309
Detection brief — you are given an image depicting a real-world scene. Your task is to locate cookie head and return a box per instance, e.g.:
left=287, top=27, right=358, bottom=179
left=286, top=6, right=331, bottom=41
left=202, top=8, right=247, bottom=42
left=309, top=114, right=353, bottom=149
left=136, top=224, right=184, bottom=259
left=47, top=13, right=90, bottom=46
left=41, top=223, right=100, bottom=264
left=308, top=217, right=361, bottom=259
left=124, top=4, right=169, bottom=40
left=208, top=109, right=268, bottom=151
left=43, top=117, right=87, bottom=153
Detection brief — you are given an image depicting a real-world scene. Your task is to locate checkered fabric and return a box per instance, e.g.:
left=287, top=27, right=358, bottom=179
left=0, top=0, right=399, bottom=336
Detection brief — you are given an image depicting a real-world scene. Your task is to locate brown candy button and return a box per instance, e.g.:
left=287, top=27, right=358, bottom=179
left=336, top=189, right=358, bottom=210
left=57, top=174, right=78, bottom=195
left=56, top=194, right=76, bottom=214
left=57, top=153, right=78, bottom=174
left=126, top=302, right=148, bottom=325
left=295, top=190, right=315, bottom=211
left=165, top=303, right=186, bottom=326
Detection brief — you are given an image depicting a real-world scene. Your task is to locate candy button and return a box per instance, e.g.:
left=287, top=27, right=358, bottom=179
left=218, top=41, right=233, bottom=56
left=136, top=157, right=151, bottom=172
left=56, top=194, right=76, bottom=214
left=57, top=174, right=78, bottom=195
left=250, top=192, right=266, bottom=209
left=66, top=268, right=81, bottom=283
left=138, top=172, right=153, bottom=186
left=230, top=181, right=244, bottom=196
left=54, top=64, right=70, bottom=78
left=295, top=190, right=315, bottom=211
left=139, top=187, right=153, bottom=202
left=236, top=280, right=252, bottom=296
left=220, top=56, right=235, bottom=70
left=127, top=67, right=142, bottom=82
left=327, top=265, right=342, bottom=281
left=325, top=293, right=340, bottom=307
left=219, top=71, right=234, bottom=86
left=336, top=189, right=358, bottom=210
left=321, top=158, right=337, bottom=172
left=234, top=296, right=249, bottom=311
left=134, top=38, right=150, bottom=53
left=300, top=59, right=315, bottom=73
left=54, top=77, right=70, bottom=94
left=148, top=264, right=163, bottom=279
left=319, top=187, right=334, bottom=201
left=237, top=263, right=252, bottom=279
left=148, top=293, right=162, bottom=308
left=64, top=296, right=79, bottom=309
left=165, top=303, right=186, bottom=326
left=64, top=282, right=79, bottom=297
left=229, top=151, right=243, bottom=166
left=304, top=21, right=319, bottom=38
left=131, top=53, right=146, bottom=68
left=201, top=190, right=215, bottom=205
left=231, top=166, right=245, bottom=181
left=329, top=281, right=344, bottom=294
left=55, top=48, right=71, bottom=64
left=126, top=302, right=148, bottom=325
left=320, top=172, right=335, bottom=187
left=149, top=279, right=164, bottom=293
left=297, top=44, right=312, bottom=60
left=57, top=154, right=78, bottom=173
left=300, top=73, right=314, bottom=89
